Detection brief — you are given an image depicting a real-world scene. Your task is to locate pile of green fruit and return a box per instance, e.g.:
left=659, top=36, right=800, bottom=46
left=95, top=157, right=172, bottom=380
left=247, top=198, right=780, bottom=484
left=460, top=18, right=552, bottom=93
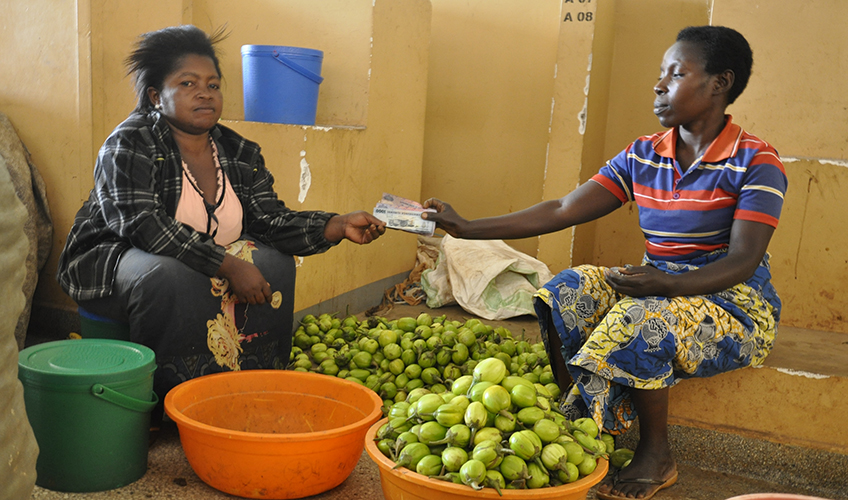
left=288, top=311, right=634, bottom=493
left=288, top=312, right=557, bottom=405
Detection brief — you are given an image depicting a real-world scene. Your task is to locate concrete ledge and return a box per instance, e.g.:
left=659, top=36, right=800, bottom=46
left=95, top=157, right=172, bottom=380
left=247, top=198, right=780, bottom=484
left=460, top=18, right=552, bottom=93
left=764, top=325, right=848, bottom=378
left=667, top=325, right=848, bottom=455
left=292, top=270, right=407, bottom=327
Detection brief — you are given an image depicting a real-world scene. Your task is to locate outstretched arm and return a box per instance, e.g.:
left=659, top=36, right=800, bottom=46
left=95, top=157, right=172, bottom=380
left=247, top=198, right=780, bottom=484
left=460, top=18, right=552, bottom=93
left=422, top=181, right=622, bottom=240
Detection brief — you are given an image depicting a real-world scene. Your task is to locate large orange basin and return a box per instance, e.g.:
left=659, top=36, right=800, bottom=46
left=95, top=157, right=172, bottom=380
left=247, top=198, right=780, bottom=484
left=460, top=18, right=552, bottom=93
left=165, top=370, right=383, bottom=499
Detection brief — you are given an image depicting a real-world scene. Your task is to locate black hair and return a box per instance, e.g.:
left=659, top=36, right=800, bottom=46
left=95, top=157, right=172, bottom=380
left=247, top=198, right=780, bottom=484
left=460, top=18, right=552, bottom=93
left=125, top=25, right=228, bottom=112
left=676, top=25, right=753, bottom=105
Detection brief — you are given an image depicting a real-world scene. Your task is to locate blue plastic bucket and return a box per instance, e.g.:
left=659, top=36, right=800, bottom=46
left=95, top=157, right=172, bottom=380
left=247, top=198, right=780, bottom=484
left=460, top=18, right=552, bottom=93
left=78, top=306, right=130, bottom=340
left=241, top=45, right=324, bottom=125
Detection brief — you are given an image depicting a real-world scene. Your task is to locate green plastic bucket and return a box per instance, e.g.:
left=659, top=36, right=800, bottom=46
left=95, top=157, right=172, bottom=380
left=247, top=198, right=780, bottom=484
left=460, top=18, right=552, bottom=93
left=18, top=339, right=157, bottom=492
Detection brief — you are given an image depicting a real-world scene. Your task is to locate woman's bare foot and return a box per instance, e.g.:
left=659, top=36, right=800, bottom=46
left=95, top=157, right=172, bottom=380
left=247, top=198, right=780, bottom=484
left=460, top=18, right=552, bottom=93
left=598, top=386, right=677, bottom=499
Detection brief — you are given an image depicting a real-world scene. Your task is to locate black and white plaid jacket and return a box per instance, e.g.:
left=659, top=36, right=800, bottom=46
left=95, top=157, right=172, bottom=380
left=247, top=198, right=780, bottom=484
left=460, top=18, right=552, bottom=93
left=58, top=110, right=336, bottom=301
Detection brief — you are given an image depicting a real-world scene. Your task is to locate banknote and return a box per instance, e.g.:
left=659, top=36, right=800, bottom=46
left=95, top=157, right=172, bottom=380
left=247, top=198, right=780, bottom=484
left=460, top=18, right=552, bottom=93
left=373, top=205, right=436, bottom=236
left=379, top=192, right=427, bottom=211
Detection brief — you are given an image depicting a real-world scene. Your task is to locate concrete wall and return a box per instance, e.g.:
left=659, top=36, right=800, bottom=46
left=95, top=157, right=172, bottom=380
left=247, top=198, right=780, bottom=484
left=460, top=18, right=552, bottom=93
left=0, top=1, right=91, bottom=316
left=711, top=1, right=848, bottom=334
left=420, top=0, right=562, bottom=258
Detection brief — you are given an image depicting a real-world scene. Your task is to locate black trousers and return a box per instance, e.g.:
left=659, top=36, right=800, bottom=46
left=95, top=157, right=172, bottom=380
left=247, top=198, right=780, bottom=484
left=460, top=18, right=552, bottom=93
left=78, top=238, right=297, bottom=416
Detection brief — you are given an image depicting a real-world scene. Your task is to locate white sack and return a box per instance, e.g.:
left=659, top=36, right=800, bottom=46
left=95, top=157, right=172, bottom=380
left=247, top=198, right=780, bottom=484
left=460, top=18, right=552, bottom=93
left=421, top=235, right=553, bottom=320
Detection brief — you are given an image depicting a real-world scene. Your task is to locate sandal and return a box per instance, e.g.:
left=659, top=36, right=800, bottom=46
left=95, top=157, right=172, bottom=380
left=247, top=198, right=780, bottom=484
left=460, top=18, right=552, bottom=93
left=595, top=469, right=678, bottom=500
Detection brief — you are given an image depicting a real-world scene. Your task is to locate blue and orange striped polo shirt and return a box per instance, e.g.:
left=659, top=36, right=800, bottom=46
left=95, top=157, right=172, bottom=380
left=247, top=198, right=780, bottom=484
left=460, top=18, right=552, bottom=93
left=591, top=116, right=787, bottom=262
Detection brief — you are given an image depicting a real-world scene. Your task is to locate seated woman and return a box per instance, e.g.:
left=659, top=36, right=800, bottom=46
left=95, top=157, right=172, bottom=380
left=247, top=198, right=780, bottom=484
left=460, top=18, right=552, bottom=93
left=57, top=25, right=385, bottom=414
left=423, top=26, right=786, bottom=500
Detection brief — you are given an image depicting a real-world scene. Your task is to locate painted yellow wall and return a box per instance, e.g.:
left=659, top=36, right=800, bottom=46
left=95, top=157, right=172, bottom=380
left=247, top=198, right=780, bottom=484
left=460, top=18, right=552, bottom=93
left=420, top=0, right=562, bottom=257
left=223, top=0, right=433, bottom=308
left=2, top=0, right=430, bottom=315
left=0, top=1, right=90, bottom=313
left=711, top=0, right=848, bottom=333
left=535, top=0, right=600, bottom=271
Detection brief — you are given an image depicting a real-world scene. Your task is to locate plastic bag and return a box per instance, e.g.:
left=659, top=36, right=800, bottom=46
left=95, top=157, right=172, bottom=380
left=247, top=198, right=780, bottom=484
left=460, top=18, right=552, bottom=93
left=421, top=235, right=554, bottom=320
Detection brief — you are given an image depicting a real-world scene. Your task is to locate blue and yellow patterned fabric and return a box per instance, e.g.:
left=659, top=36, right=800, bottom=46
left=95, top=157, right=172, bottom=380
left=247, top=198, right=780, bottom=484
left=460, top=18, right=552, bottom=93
left=534, top=249, right=780, bottom=435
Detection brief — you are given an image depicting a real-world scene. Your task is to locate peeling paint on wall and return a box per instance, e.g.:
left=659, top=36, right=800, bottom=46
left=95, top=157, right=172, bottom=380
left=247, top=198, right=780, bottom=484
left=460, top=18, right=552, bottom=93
left=782, top=156, right=848, bottom=169
left=578, top=53, right=592, bottom=135
left=548, top=97, right=556, bottom=133
left=298, top=150, right=312, bottom=203
left=577, top=98, right=588, bottom=135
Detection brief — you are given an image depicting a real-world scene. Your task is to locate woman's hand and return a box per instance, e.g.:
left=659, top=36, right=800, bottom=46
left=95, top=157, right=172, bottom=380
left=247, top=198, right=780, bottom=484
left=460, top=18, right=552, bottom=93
left=217, top=254, right=273, bottom=305
left=607, top=220, right=776, bottom=299
left=605, top=220, right=776, bottom=299
left=421, top=198, right=468, bottom=237
left=324, top=211, right=386, bottom=244
left=604, top=265, right=670, bottom=298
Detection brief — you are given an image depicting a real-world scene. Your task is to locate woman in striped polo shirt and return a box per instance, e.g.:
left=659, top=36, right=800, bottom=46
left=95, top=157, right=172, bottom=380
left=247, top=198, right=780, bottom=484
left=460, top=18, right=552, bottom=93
left=423, top=25, right=786, bottom=500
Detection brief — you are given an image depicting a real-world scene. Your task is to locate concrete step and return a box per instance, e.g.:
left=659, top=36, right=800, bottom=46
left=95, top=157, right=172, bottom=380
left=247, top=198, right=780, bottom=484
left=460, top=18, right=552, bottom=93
left=667, top=326, right=848, bottom=455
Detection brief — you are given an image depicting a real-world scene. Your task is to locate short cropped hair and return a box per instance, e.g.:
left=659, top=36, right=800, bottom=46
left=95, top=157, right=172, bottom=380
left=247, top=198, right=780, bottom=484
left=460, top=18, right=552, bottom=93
left=125, top=25, right=228, bottom=112
left=676, top=26, right=753, bottom=105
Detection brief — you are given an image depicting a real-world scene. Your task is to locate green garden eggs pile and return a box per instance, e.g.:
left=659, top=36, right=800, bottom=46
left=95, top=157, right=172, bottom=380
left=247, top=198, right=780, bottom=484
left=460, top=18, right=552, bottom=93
left=289, top=312, right=634, bottom=493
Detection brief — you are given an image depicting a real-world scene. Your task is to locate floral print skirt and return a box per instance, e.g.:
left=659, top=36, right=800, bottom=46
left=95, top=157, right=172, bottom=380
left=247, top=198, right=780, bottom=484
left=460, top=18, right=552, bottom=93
left=533, top=250, right=780, bottom=435
left=79, top=238, right=296, bottom=418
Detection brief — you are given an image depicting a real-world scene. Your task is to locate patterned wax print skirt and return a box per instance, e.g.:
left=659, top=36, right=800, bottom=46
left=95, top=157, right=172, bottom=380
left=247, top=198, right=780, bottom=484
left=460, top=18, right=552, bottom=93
left=533, top=250, right=781, bottom=435
left=79, top=238, right=296, bottom=415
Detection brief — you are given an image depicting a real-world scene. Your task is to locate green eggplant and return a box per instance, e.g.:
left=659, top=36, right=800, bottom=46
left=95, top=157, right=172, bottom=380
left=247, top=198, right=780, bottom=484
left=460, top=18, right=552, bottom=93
left=440, top=446, right=468, bottom=473
left=415, top=454, right=444, bottom=477
left=393, top=442, right=430, bottom=470
left=459, top=459, right=487, bottom=491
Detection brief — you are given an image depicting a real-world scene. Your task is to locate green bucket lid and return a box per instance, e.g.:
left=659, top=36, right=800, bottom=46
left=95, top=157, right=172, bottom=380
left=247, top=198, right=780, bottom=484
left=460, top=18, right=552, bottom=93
left=18, top=339, right=156, bottom=389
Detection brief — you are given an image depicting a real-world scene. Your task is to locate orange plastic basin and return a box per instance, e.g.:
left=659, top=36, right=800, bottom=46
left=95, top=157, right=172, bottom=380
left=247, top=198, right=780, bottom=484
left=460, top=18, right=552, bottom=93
left=365, top=418, right=609, bottom=500
left=164, top=370, right=383, bottom=499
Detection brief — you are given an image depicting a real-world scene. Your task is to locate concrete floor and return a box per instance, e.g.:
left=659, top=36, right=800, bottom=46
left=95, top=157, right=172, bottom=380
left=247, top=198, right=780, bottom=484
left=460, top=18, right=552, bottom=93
left=28, top=304, right=848, bottom=500
left=27, top=419, right=845, bottom=500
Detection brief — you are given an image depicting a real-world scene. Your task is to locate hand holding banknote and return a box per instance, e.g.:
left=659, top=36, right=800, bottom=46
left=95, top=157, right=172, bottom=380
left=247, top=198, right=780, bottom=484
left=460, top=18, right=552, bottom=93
left=420, top=197, right=466, bottom=238
left=324, top=211, right=387, bottom=244
left=372, top=193, right=437, bottom=236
